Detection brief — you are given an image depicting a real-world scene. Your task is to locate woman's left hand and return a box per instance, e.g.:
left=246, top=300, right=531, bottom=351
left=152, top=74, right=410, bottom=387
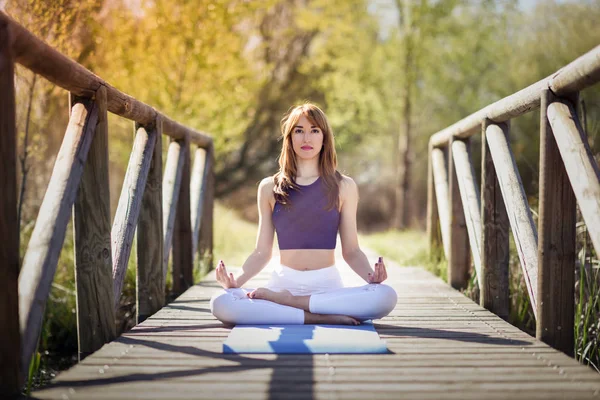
left=368, top=256, right=388, bottom=284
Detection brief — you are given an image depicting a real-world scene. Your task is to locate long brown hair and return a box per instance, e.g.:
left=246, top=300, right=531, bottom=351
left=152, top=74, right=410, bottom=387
left=273, top=103, right=342, bottom=210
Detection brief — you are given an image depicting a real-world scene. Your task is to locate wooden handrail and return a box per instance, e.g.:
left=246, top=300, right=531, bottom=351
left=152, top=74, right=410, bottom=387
left=71, top=87, right=116, bottom=360
left=111, top=124, right=158, bottom=310
left=0, top=11, right=212, bottom=148
left=429, top=45, right=600, bottom=148
left=451, top=139, right=482, bottom=289
left=19, top=97, right=99, bottom=382
left=0, top=18, right=21, bottom=394
left=427, top=45, right=600, bottom=356
left=0, top=15, right=216, bottom=391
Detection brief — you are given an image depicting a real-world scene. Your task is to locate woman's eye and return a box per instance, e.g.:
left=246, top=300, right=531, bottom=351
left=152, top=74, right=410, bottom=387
left=294, top=129, right=303, bottom=134
left=311, top=129, right=320, bottom=134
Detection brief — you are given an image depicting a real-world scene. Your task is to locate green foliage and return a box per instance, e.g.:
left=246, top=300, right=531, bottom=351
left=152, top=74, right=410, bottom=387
left=359, top=229, right=447, bottom=281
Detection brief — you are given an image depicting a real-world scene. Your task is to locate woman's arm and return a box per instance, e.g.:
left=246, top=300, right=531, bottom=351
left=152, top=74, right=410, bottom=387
left=339, top=176, right=387, bottom=283
left=233, top=177, right=276, bottom=287
left=339, top=176, right=372, bottom=282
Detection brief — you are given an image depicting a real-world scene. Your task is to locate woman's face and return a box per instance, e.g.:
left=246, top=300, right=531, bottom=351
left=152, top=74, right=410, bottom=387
left=291, top=114, right=324, bottom=161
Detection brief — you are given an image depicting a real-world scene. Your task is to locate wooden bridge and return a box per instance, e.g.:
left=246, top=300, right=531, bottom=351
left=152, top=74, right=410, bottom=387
left=1, top=10, right=600, bottom=399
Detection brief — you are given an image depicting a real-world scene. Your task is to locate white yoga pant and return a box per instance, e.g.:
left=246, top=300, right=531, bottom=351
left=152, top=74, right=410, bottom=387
left=210, top=264, right=397, bottom=325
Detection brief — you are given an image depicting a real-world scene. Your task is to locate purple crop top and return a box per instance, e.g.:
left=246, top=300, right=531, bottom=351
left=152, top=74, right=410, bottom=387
left=272, top=176, right=340, bottom=250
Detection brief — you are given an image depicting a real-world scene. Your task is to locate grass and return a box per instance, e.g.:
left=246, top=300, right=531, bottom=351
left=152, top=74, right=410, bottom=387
left=359, top=229, right=447, bottom=281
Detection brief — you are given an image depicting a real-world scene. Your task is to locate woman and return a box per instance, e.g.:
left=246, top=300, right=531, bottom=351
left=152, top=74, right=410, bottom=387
left=210, top=103, right=397, bottom=325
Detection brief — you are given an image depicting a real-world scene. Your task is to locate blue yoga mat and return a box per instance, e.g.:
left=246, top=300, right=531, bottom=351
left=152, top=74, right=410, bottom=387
left=223, top=323, right=388, bottom=354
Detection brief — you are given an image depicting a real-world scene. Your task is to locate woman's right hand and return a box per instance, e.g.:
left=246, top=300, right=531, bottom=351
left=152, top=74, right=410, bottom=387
left=216, top=260, right=239, bottom=289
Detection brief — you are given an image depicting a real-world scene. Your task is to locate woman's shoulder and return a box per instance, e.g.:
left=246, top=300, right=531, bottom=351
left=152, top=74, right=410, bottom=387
left=337, top=173, right=358, bottom=197
left=258, top=176, right=276, bottom=197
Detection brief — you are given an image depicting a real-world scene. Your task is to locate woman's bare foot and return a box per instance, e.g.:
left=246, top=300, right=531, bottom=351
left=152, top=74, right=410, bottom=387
left=304, top=312, right=360, bottom=325
left=248, top=288, right=293, bottom=305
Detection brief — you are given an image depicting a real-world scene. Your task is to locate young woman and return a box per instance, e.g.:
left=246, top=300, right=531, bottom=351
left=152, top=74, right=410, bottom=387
left=210, top=103, right=397, bottom=325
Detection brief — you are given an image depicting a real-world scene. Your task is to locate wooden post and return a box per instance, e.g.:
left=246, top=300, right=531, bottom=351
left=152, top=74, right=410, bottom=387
left=448, top=138, right=470, bottom=290
left=136, top=118, right=164, bottom=323
left=162, top=139, right=185, bottom=280
left=537, top=90, right=577, bottom=356
left=111, top=125, right=156, bottom=311
left=485, top=123, right=538, bottom=318
left=426, top=142, right=442, bottom=259
left=199, top=146, right=215, bottom=272
left=547, top=100, right=600, bottom=255
left=172, top=135, right=193, bottom=295
left=480, top=119, right=510, bottom=320
left=190, top=147, right=208, bottom=272
left=72, top=87, right=116, bottom=361
left=451, top=138, right=482, bottom=288
left=19, top=98, right=98, bottom=381
left=0, top=20, right=21, bottom=394
left=431, top=148, right=450, bottom=259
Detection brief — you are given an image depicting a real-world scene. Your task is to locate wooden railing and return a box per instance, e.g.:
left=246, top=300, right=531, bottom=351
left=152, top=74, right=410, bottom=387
left=0, top=13, right=215, bottom=394
left=426, top=45, right=600, bottom=357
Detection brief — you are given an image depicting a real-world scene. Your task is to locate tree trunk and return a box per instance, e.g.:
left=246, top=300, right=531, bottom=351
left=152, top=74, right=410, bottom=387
left=394, top=0, right=413, bottom=229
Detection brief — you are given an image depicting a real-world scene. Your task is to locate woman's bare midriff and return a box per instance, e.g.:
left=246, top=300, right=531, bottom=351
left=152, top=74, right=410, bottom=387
left=279, top=249, right=336, bottom=271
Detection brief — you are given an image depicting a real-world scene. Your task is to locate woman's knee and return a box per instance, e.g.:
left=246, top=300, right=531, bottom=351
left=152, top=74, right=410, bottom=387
left=370, top=284, right=397, bottom=318
left=210, top=289, right=239, bottom=324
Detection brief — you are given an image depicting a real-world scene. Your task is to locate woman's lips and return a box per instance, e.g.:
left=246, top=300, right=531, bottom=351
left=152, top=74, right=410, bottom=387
left=301, top=146, right=313, bottom=150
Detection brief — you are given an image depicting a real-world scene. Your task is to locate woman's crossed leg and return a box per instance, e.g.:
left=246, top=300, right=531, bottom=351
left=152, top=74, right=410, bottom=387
left=210, top=284, right=397, bottom=326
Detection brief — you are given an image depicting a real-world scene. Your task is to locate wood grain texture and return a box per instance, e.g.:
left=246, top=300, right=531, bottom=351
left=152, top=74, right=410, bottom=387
left=190, top=147, right=208, bottom=260
left=550, top=45, right=600, bottom=96
left=72, top=87, right=116, bottom=361
left=172, top=136, right=193, bottom=295
left=32, top=249, right=600, bottom=399
left=448, top=139, right=470, bottom=290
left=111, top=125, right=157, bottom=310
left=536, top=90, right=576, bottom=356
left=198, top=147, right=215, bottom=273
left=426, top=143, right=442, bottom=258
left=485, top=123, right=538, bottom=318
left=137, top=119, right=164, bottom=323
left=480, top=120, right=510, bottom=320
left=0, top=20, right=21, bottom=394
left=19, top=98, right=99, bottom=381
left=431, top=148, right=450, bottom=259
left=451, top=139, right=482, bottom=288
left=162, top=139, right=185, bottom=280
left=547, top=100, right=600, bottom=254
left=0, top=12, right=212, bottom=148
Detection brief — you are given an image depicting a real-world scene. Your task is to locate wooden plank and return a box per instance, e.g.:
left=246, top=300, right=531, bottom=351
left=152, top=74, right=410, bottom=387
left=161, top=139, right=185, bottom=280
left=537, top=90, right=577, bottom=356
left=0, top=12, right=212, bottom=148
left=72, top=87, right=116, bottom=361
left=426, top=142, right=442, bottom=258
left=430, top=148, right=450, bottom=259
left=451, top=139, right=482, bottom=288
left=480, top=119, right=510, bottom=320
left=172, top=136, right=193, bottom=294
left=0, top=19, right=21, bottom=394
left=447, top=138, right=470, bottom=290
left=111, top=125, right=157, bottom=310
left=190, top=147, right=208, bottom=261
left=547, top=100, right=600, bottom=254
left=198, top=147, right=215, bottom=273
left=485, top=123, right=538, bottom=318
left=19, top=98, right=99, bottom=381
left=136, top=119, right=164, bottom=323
